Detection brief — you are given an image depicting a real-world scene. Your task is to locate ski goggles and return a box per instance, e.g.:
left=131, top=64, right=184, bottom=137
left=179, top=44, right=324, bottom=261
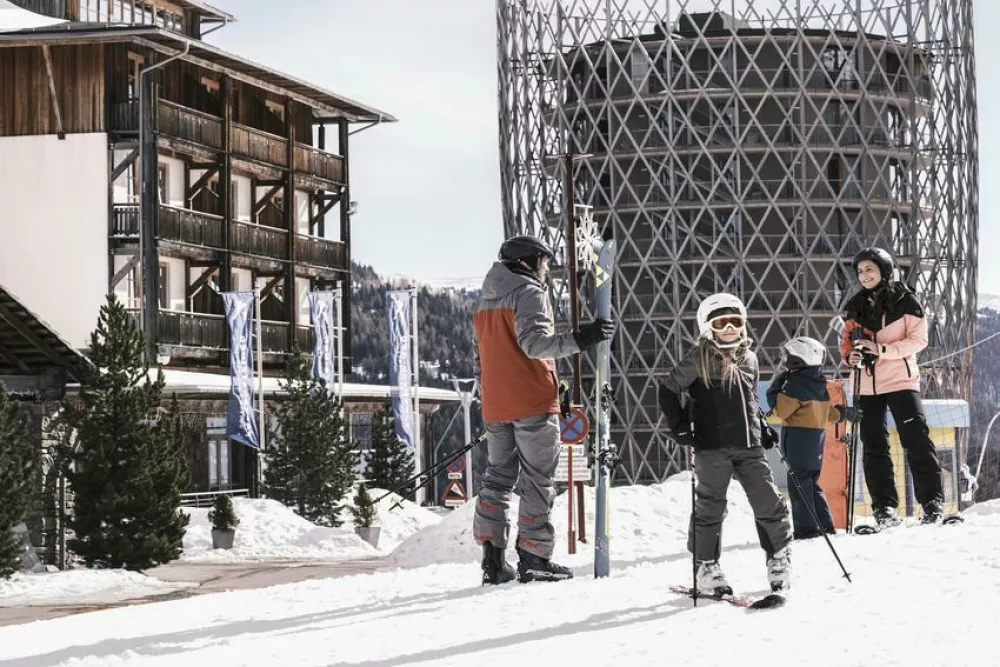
left=709, top=315, right=745, bottom=332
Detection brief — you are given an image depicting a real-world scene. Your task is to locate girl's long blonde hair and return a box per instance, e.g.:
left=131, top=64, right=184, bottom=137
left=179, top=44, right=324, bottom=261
left=695, top=336, right=751, bottom=391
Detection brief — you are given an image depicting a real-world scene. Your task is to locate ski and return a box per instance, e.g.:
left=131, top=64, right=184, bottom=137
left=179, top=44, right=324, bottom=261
left=592, top=238, right=616, bottom=579
left=854, top=514, right=964, bottom=535
left=669, top=585, right=785, bottom=610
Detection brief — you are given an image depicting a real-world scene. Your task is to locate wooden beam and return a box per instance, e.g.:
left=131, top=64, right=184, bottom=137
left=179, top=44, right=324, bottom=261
left=260, top=274, right=284, bottom=300
left=316, top=192, right=340, bottom=220
left=111, top=148, right=139, bottom=182
left=252, top=182, right=283, bottom=219
left=186, top=164, right=220, bottom=201
left=40, top=45, right=65, bottom=140
left=255, top=179, right=284, bottom=187
left=187, top=264, right=219, bottom=299
left=0, top=303, right=70, bottom=371
left=110, top=253, right=139, bottom=289
left=0, top=343, right=32, bottom=374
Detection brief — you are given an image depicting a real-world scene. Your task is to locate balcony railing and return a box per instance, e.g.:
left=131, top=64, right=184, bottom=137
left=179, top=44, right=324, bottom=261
left=158, top=205, right=225, bottom=248
left=295, top=235, right=347, bottom=271
left=232, top=125, right=287, bottom=166
left=295, top=325, right=315, bottom=351
left=110, top=100, right=139, bottom=133
left=294, top=143, right=345, bottom=183
left=155, top=311, right=292, bottom=353
left=111, top=204, right=139, bottom=236
left=232, top=220, right=288, bottom=259
left=158, top=100, right=224, bottom=150
left=157, top=311, right=227, bottom=349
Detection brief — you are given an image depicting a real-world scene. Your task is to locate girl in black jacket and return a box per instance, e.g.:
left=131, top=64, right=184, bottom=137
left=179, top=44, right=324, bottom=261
left=658, top=293, right=793, bottom=598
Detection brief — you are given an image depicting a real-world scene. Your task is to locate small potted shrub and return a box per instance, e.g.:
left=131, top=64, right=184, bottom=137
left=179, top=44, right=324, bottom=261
left=208, top=494, right=240, bottom=549
left=349, top=483, right=380, bottom=548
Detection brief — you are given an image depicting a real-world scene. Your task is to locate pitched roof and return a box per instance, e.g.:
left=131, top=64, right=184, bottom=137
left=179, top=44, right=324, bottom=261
left=0, top=285, right=89, bottom=380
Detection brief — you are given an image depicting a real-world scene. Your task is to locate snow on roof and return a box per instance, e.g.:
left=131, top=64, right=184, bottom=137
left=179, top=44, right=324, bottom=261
left=0, top=0, right=66, bottom=32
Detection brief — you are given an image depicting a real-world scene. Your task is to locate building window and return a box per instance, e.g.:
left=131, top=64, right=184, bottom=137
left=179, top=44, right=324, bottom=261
left=157, top=163, right=168, bottom=205
left=158, top=264, right=169, bottom=310
left=124, top=266, right=139, bottom=310
left=208, top=439, right=231, bottom=489
left=231, top=178, right=240, bottom=220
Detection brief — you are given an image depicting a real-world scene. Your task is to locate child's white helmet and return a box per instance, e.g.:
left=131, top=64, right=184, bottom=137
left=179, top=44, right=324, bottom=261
left=696, top=293, right=748, bottom=348
left=781, top=336, right=826, bottom=368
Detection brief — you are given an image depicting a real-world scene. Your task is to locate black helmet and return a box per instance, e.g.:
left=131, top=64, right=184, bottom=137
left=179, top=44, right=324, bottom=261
left=499, top=235, right=554, bottom=262
left=852, top=246, right=894, bottom=281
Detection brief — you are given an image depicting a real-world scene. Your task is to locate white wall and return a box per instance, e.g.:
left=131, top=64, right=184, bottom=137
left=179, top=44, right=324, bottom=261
left=111, top=149, right=137, bottom=204
left=0, top=134, right=109, bottom=349
left=232, top=268, right=252, bottom=293
left=296, top=277, right=311, bottom=323
left=159, top=156, right=185, bottom=208
left=295, top=190, right=309, bottom=235
left=234, top=175, right=252, bottom=222
left=161, top=257, right=186, bottom=311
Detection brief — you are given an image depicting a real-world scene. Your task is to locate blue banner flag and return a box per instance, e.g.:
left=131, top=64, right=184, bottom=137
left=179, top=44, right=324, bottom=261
left=222, top=291, right=259, bottom=448
left=386, top=290, right=415, bottom=451
left=308, top=291, right=337, bottom=387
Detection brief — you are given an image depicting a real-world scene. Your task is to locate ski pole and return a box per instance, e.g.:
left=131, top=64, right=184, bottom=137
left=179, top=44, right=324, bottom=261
left=689, top=443, right=698, bottom=606
left=373, top=433, right=487, bottom=506
left=777, top=448, right=852, bottom=583
left=846, top=364, right=862, bottom=533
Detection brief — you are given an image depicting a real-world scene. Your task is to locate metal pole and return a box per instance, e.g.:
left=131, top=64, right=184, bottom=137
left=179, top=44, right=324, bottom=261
left=453, top=378, right=478, bottom=499
left=411, top=287, right=422, bottom=505
left=335, top=287, right=345, bottom=407
left=255, top=287, right=265, bottom=496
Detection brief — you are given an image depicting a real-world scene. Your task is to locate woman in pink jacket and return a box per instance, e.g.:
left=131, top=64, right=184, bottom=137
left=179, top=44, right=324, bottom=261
left=839, top=247, right=944, bottom=528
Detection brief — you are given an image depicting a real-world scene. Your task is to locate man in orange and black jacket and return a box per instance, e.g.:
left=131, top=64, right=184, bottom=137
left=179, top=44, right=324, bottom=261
left=472, top=235, right=615, bottom=586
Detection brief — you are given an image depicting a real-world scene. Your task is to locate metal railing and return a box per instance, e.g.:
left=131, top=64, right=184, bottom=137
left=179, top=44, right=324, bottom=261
left=180, top=488, right=250, bottom=508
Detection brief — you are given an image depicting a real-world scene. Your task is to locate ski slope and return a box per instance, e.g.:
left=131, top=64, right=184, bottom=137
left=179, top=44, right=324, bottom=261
left=1, top=476, right=996, bottom=667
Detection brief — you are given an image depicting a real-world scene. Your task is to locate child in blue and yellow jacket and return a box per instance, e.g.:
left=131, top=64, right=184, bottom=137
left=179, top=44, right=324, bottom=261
left=766, top=337, right=860, bottom=540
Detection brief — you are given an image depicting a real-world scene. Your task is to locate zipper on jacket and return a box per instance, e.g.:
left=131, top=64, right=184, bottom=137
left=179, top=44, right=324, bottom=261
left=904, top=358, right=912, bottom=379
left=736, top=371, right=752, bottom=449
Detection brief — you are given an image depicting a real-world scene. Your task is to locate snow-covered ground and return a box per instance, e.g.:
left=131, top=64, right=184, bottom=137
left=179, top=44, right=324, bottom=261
left=0, top=569, right=195, bottom=608
left=3, top=476, right=998, bottom=666
left=180, top=493, right=438, bottom=562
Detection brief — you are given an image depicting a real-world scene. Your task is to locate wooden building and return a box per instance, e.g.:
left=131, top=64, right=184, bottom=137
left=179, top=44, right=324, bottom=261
left=0, top=0, right=396, bottom=370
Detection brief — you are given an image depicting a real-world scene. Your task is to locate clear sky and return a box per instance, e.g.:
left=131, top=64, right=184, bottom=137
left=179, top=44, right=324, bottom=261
left=205, top=0, right=998, bottom=294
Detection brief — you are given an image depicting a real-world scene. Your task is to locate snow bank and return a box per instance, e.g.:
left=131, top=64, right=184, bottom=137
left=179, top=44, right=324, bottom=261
left=0, top=569, right=195, bottom=608
left=181, top=498, right=376, bottom=563
left=341, top=488, right=442, bottom=553
left=388, top=472, right=761, bottom=568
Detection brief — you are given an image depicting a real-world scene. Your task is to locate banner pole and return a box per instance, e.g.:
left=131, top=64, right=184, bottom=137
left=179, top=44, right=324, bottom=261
left=255, top=288, right=265, bottom=496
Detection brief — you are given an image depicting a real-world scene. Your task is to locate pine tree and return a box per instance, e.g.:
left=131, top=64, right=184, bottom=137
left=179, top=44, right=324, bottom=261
left=365, top=400, right=415, bottom=497
left=62, top=294, right=190, bottom=570
left=348, top=483, right=378, bottom=528
left=0, top=383, right=38, bottom=579
left=264, top=353, right=356, bottom=527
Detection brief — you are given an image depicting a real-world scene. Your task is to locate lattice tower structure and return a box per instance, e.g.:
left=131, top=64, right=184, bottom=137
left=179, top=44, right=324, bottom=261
left=497, top=0, right=978, bottom=484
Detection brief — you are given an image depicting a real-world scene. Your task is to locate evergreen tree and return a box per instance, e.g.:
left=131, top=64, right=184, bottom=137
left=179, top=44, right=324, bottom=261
left=348, top=483, right=378, bottom=528
left=264, top=353, right=356, bottom=527
left=365, top=400, right=415, bottom=496
left=62, top=294, right=190, bottom=570
left=0, top=384, right=39, bottom=579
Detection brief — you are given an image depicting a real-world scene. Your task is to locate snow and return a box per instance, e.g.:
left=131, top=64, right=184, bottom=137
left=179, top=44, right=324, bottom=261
left=5, top=481, right=1000, bottom=666
left=347, top=488, right=442, bottom=554
left=0, top=569, right=195, bottom=608
left=180, top=498, right=376, bottom=563
left=0, top=0, right=66, bottom=31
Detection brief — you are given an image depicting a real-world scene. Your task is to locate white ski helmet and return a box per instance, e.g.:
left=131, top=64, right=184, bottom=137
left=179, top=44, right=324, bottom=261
left=782, top=336, right=826, bottom=368
left=696, top=293, right=748, bottom=347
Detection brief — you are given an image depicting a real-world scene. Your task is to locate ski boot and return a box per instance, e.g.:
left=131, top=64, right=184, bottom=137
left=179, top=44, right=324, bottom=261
left=481, top=542, right=515, bottom=586
left=873, top=506, right=903, bottom=529
left=695, top=560, right=733, bottom=598
left=920, top=500, right=944, bottom=525
left=766, top=547, right=792, bottom=594
left=515, top=547, right=573, bottom=583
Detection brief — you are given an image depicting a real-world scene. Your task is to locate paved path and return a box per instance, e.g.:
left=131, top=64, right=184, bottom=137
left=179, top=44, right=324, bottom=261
left=0, top=558, right=387, bottom=627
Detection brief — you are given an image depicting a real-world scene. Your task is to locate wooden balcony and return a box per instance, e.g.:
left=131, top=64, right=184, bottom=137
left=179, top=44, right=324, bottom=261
left=232, top=220, right=287, bottom=260
left=156, top=311, right=291, bottom=354
left=158, top=100, right=224, bottom=150
left=110, top=100, right=139, bottom=133
left=158, top=205, right=225, bottom=248
left=295, top=235, right=347, bottom=272
left=110, top=204, right=139, bottom=236
left=232, top=125, right=287, bottom=166
left=294, top=143, right=344, bottom=183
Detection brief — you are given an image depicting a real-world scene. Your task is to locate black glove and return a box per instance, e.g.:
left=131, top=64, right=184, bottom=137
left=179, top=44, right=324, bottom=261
left=670, top=424, right=698, bottom=448
left=836, top=405, right=863, bottom=423
left=574, top=319, right=616, bottom=349
left=758, top=411, right=779, bottom=450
